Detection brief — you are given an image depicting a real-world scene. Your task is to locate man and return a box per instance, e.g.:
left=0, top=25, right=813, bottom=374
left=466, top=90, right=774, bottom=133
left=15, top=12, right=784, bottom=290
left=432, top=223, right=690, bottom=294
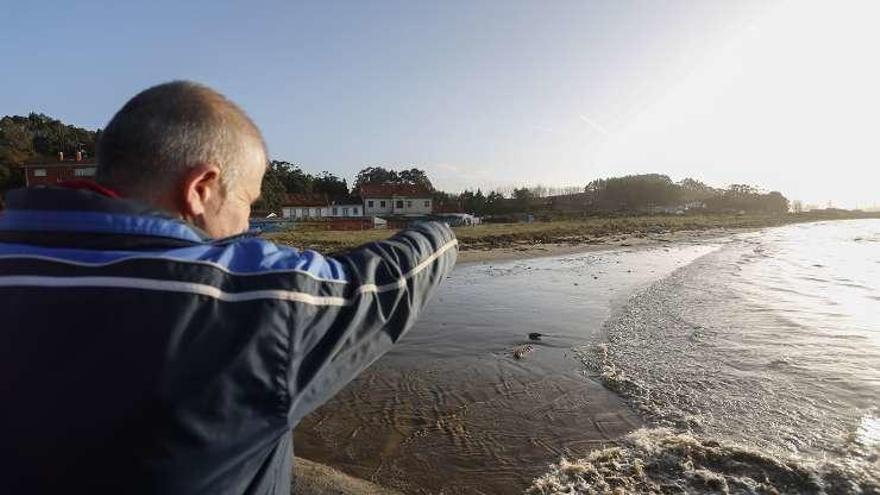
left=0, top=81, right=457, bottom=494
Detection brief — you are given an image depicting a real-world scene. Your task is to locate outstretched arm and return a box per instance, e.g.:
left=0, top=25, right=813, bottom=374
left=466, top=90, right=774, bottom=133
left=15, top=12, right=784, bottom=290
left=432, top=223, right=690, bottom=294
left=287, top=221, right=457, bottom=423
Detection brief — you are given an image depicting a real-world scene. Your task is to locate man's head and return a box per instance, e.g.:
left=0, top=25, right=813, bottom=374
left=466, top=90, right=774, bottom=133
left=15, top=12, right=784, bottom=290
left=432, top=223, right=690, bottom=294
left=96, top=81, right=267, bottom=238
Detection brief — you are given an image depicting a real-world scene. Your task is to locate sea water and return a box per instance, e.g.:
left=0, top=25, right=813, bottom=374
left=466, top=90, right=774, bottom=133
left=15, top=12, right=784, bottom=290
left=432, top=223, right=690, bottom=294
left=531, top=220, right=880, bottom=494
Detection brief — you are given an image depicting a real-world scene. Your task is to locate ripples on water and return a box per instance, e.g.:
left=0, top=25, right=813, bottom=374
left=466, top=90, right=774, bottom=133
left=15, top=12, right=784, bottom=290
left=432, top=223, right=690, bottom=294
left=537, top=220, right=880, bottom=493
left=295, top=244, right=717, bottom=493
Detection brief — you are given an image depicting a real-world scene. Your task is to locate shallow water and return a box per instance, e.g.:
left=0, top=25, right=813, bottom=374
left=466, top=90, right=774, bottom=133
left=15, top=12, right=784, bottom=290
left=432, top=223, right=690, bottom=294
left=552, top=219, right=880, bottom=493
left=296, top=220, right=880, bottom=494
left=295, top=242, right=718, bottom=493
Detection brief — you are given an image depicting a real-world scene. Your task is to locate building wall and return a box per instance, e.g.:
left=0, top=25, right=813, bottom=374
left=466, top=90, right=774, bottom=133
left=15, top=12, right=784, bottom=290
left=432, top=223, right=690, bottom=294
left=282, top=206, right=329, bottom=219
left=328, top=204, right=362, bottom=217
left=363, top=197, right=391, bottom=215
left=25, top=165, right=96, bottom=186
left=282, top=204, right=363, bottom=219
left=364, top=196, right=432, bottom=216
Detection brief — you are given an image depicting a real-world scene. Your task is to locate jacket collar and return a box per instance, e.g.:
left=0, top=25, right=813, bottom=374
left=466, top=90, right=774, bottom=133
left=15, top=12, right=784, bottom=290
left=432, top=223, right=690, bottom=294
left=0, top=186, right=211, bottom=244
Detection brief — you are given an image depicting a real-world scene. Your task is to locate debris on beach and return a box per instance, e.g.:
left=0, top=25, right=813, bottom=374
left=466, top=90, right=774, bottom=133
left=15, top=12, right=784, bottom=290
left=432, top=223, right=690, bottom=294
left=512, top=344, right=534, bottom=359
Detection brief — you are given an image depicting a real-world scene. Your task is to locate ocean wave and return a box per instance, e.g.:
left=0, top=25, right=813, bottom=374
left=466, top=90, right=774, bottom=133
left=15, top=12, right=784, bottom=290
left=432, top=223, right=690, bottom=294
left=526, top=428, right=880, bottom=495
left=576, top=343, right=703, bottom=432
left=529, top=225, right=880, bottom=494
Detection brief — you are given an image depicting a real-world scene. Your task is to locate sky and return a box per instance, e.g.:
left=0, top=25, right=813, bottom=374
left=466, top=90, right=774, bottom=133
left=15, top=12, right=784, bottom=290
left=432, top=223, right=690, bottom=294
left=2, top=0, right=878, bottom=208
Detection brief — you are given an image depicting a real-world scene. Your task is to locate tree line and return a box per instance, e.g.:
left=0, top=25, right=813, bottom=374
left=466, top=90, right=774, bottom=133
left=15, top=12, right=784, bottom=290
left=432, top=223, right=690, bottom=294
left=0, top=114, right=792, bottom=215
left=0, top=113, right=101, bottom=194
left=254, top=163, right=437, bottom=212
left=453, top=174, right=790, bottom=215
left=255, top=161, right=350, bottom=212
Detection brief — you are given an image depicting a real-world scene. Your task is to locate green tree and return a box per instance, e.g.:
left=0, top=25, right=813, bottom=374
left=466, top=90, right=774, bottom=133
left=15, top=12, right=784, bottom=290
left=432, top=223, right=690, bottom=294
left=511, top=187, right=535, bottom=212
left=0, top=113, right=98, bottom=165
left=354, top=166, right=399, bottom=189
left=254, top=165, right=287, bottom=214
left=678, top=178, right=717, bottom=202
left=459, top=188, right=488, bottom=214
left=585, top=174, right=682, bottom=211
left=485, top=191, right=506, bottom=214
left=704, top=185, right=788, bottom=213
left=0, top=118, right=35, bottom=165
left=353, top=166, right=434, bottom=191
left=761, top=191, right=790, bottom=213
left=312, top=171, right=349, bottom=196
left=270, top=160, right=313, bottom=193
left=398, top=168, right=434, bottom=190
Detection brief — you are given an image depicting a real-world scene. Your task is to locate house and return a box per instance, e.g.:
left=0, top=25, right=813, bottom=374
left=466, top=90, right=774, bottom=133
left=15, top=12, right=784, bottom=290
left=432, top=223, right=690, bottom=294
left=327, top=196, right=364, bottom=218
left=20, top=152, right=97, bottom=187
left=280, top=193, right=363, bottom=219
left=360, top=184, right=433, bottom=216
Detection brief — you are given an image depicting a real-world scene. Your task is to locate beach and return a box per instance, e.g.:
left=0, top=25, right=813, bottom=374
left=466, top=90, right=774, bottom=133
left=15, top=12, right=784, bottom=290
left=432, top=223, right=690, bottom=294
left=290, top=220, right=880, bottom=494
left=290, top=231, right=725, bottom=493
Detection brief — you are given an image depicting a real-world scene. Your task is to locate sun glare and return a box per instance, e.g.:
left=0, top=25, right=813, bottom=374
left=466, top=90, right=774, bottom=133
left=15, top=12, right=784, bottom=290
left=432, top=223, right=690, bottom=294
left=596, top=0, right=880, bottom=208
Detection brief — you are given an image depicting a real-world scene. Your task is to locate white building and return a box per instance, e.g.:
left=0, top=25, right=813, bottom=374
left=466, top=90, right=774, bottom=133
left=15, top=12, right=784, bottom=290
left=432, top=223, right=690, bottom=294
left=360, top=184, right=433, bottom=216
left=281, top=194, right=363, bottom=219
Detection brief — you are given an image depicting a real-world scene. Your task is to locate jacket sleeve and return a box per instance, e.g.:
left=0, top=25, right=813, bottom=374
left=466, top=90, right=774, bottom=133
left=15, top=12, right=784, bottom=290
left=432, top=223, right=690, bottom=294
left=287, top=221, right=457, bottom=423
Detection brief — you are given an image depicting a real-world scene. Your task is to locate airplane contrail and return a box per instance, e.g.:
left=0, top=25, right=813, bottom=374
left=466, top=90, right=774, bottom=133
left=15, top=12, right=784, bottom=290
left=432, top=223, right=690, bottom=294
left=579, top=114, right=610, bottom=136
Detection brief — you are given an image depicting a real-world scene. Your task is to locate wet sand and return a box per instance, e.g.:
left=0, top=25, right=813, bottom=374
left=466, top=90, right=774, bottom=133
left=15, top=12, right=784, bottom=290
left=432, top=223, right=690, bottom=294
left=293, top=457, right=402, bottom=495
left=456, top=226, right=744, bottom=264
left=293, top=235, right=727, bottom=493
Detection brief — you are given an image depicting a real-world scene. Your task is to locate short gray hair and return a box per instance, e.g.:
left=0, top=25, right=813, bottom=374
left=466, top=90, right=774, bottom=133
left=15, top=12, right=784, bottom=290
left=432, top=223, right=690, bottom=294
left=96, top=81, right=266, bottom=196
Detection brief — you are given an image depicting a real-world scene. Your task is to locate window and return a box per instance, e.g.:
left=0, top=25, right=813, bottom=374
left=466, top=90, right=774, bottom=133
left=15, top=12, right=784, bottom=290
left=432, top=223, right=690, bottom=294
left=342, top=207, right=349, bottom=216
left=424, top=200, right=431, bottom=207
left=353, top=207, right=359, bottom=215
left=332, top=207, right=338, bottom=216
left=33, top=168, right=47, bottom=177
left=368, top=200, right=374, bottom=208
left=74, top=167, right=96, bottom=177
left=380, top=200, right=386, bottom=208
left=396, top=200, right=404, bottom=209
left=407, top=200, right=413, bottom=208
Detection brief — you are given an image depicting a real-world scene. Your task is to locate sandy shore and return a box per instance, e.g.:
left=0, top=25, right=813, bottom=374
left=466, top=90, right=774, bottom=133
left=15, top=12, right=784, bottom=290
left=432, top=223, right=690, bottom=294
left=456, top=226, right=745, bottom=264
left=293, top=457, right=401, bottom=495
left=292, top=232, right=731, bottom=493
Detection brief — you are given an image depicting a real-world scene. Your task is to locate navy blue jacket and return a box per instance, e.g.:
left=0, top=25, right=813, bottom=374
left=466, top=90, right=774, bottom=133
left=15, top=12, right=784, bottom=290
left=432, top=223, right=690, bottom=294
left=0, top=186, right=457, bottom=494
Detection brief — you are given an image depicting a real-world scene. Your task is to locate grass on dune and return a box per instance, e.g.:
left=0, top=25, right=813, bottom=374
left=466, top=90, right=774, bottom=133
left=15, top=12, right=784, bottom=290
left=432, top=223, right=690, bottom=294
left=265, top=212, right=878, bottom=255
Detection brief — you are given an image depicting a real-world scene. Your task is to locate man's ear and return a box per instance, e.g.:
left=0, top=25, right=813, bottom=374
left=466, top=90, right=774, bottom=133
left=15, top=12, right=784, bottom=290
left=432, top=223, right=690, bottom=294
left=178, top=163, right=223, bottom=221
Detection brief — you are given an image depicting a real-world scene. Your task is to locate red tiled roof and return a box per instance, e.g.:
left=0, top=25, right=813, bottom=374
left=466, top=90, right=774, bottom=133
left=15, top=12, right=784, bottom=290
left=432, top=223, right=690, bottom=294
left=358, top=183, right=432, bottom=198
left=282, top=193, right=329, bottom=207
left=282, top=194, right=362, bottom=207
